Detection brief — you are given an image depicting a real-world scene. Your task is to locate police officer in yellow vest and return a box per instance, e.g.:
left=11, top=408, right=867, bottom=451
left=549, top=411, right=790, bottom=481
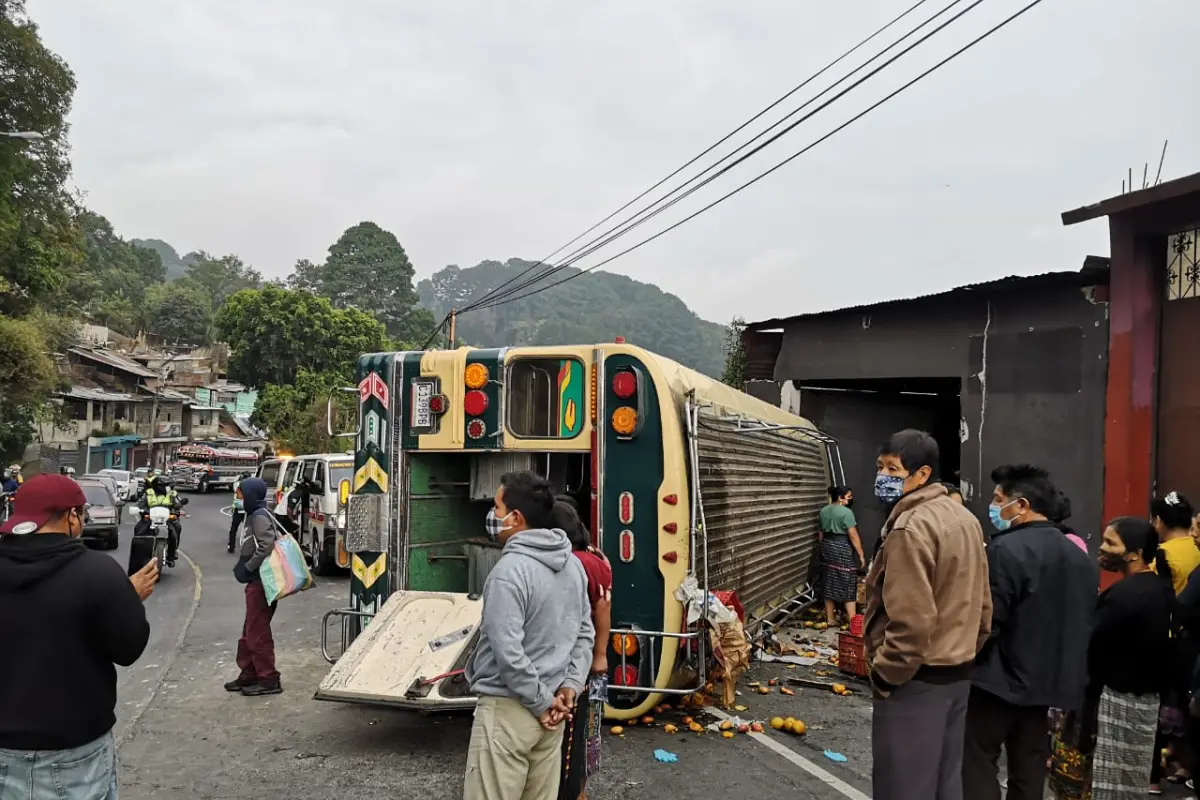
left=130, top=475, right=183, bottom=574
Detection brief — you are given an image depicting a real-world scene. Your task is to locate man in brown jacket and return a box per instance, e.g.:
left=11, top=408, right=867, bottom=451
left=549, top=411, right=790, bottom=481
left=864, top=429, right=992, bottom=800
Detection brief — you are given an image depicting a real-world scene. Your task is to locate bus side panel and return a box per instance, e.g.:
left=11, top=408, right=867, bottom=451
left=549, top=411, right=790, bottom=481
left=348, top=352, right=397, bottom=620
left=601, top=354, right=666, bottom=689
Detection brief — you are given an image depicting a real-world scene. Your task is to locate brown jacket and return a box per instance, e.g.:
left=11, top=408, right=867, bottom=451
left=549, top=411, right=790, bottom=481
left=864, top=483, right=991, bottom=690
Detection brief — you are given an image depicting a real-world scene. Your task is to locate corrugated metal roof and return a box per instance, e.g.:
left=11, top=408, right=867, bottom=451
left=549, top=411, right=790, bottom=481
left=59, top=387, right=140, bottom=402
left=745, top=259, right=1110, bottom=331
left=69, top=347, right=157, bottom=378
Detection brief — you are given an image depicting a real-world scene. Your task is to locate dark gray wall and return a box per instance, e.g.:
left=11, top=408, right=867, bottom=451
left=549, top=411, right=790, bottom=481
left=771, top=282, right=1110, bottom=548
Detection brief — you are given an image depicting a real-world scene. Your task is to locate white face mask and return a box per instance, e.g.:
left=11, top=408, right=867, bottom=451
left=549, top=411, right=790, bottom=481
left=485, top=509, right=515, bottom=541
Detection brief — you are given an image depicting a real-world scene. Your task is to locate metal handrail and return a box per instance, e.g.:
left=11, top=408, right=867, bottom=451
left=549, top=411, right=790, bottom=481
left=320, top=607, right=376, bottom=664
left=325, top=386, right=363, bottom=439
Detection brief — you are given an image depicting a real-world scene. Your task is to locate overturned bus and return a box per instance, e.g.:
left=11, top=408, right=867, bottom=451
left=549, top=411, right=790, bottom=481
left=316, top=343, right=840, bottom=721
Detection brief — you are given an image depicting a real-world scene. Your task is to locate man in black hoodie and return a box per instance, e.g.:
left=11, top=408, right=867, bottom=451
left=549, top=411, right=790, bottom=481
left=0, top=473, right=156, bottom=797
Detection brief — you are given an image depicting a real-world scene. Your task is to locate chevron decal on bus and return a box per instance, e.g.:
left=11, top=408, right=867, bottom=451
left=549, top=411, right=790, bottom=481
left=353, top=456, right=389, bottom=493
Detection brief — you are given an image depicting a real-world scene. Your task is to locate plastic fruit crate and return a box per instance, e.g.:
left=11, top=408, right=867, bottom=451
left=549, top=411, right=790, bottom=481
left=837, top=631, right=868, bottom=678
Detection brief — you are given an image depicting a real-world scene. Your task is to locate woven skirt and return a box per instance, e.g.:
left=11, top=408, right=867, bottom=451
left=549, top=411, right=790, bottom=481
left=820, top=535, right=858, bottom=603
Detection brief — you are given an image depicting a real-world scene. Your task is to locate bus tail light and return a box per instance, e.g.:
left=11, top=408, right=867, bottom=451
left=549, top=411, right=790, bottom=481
left=464, top=390, right=489, bottom=417
left=618, top=529, right=635, bottom=562
left=464, top=363, right=489, bottom=390
left=611, top=407, right=637, bottom=436
left=611, top=370, right=637, bottom=399
left=612, top=633, right=639, bottom=657
left=337, top=536, right=349, bottom=568
left=612, top=665, right=638, bottom=688
left=428, top=394, right=448, bottom=415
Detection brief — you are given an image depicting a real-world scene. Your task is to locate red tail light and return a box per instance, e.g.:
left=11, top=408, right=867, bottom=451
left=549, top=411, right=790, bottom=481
left=613, top=665, right=638, bottom=687
left=464, top=390, right=489, bottom=417
left=619, top=529, right=635, bottom=562
left=611, top=370, right=637, bottom=399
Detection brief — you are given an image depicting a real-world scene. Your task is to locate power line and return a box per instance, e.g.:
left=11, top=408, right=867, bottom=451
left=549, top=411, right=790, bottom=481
left=473, top=0, right=1050, bottom=312
left=467, top=0, right=985, bottom=313
left=452, top=0, right=936, bottom=317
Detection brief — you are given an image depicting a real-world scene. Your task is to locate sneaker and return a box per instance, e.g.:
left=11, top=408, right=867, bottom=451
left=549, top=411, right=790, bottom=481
left=226, top=545, right=234, bottom=554
left=241, top=682, right=282, bottom=697
left=224, top=678, right=256, bottom=692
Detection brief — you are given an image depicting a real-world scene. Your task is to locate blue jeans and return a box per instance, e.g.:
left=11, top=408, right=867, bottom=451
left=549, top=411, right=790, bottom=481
left=0, top=730, right=118, bottom=800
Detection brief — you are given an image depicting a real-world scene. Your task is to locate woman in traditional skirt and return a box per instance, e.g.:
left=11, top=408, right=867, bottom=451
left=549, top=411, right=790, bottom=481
left=819, top=485, right=864, bottom=628
left=551, top=498, right=612, bottom=800
left=1050, top=517, right=1174, bottom=799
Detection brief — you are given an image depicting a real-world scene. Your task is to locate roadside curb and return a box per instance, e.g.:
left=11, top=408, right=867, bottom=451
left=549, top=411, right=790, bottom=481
left=116, top=548, right=203, bottom=748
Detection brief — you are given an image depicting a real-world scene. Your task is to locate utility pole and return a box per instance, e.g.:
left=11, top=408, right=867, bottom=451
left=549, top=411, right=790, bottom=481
left=448, top=308, right=457, bottom=348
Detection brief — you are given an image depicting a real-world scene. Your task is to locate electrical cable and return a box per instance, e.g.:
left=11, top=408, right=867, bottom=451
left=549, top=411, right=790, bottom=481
left=471, top=0, right=1049, bottom=312
left=451, top=0, right=937, bottom=316
left=465, top=0, right=986, bottom=313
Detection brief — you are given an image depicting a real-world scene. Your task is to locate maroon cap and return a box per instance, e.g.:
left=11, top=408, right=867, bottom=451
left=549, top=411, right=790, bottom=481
left=0, top=474, right=87, bottom=535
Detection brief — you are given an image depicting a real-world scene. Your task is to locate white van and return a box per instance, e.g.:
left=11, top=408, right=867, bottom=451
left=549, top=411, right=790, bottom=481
left=255, top=457, right=293, bottom=518
left=275, top=453, right=354, bottom=576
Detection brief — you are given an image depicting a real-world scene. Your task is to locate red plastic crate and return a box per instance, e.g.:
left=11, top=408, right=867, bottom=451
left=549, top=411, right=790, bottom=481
left=849, top=613, right=864, bottom=637
left=837, top=631, right=868, bottom=678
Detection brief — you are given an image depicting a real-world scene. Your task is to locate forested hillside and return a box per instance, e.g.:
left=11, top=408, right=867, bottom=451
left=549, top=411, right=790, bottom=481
left=418, top=259, right=726, bottom=377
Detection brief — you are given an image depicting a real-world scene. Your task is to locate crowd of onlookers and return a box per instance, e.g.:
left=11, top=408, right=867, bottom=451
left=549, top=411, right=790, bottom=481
left=823, top=427, right=1200, bottom=800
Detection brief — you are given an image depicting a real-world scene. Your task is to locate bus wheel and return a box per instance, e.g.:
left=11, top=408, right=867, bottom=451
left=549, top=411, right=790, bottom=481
left=311, top=530, right=336, bottom=576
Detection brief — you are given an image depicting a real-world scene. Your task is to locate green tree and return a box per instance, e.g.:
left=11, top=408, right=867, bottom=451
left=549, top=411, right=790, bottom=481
left=142, top=281, right=212, bottom=344
left=0, top=311, right=70, bottom=457
left=293, top=222, right=434, bottom=342
left=70, top=210, right=166, bottom=331
left=251, top=369, right=357, bottom=455
left=721, top=316, right=747, bottom=390
left=0, top=0, right=82, bottom=316
left=214, top=285, right=388, bottom=389
left=417, top=258, right=727, bottom=376
left=182, top=252, right=262, bottom=317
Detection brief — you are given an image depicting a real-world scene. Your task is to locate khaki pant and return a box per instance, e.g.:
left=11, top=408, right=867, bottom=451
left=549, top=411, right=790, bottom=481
left=464, top=696, right=564, bottom=800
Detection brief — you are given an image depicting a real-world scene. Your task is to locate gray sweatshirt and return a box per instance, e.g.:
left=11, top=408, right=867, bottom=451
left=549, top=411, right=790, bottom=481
left=467, top=527, right=595, bottom=717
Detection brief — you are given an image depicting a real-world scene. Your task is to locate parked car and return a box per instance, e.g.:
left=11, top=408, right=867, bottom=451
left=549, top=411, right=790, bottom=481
left=76, top=479, right=122, bottom=550
left=97, top=468, right=136, bottom=501
left=82, top=474, right=122, bottom=503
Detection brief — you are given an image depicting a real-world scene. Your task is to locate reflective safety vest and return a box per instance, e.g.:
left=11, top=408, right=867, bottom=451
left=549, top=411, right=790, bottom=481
left=233, top=480, right=243, bottom=511
left=145, top=489, right=175, bottom=508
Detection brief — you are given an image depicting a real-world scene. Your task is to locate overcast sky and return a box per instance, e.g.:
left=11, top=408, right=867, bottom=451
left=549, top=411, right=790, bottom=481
left=33, top=0, right=1200, bottom=323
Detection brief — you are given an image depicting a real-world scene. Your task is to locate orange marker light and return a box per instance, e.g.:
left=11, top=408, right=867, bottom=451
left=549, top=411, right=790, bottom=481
left=612, top=633, right=639, bottom=656
left=611, top=407, right=637, bottom=436
left=464, top=363, right=489, bottom=390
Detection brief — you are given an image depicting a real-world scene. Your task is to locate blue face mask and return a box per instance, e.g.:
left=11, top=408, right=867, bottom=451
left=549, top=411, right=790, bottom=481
left=988, top=500, right=1020, bottom=532
left=874, top=473, right=905, bottom=504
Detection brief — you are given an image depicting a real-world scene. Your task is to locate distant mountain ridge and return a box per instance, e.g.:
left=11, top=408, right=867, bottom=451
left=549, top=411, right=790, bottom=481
left=418, top=258, right=725, bottom=377
left=131, top=238, right=198, bottom=281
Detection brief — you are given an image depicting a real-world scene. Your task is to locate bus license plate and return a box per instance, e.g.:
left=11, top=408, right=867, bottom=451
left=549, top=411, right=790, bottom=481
left=411, top=380, right=437, bottom=433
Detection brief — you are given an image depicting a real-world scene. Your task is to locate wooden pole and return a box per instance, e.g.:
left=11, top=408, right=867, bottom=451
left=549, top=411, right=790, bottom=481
left=448, top=309, right=456, bottom=348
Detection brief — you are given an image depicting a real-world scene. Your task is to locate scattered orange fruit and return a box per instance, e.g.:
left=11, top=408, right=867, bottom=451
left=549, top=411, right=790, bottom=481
left=722, top=731, right=735, bottom=739
left=664, top=724, right=678, bottom=734
left=610, top=726, right=624, bottom=736
left=769, top=717, right=785, bottom=730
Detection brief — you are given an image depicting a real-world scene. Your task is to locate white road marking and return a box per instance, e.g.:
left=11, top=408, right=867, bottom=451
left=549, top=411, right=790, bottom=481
left=708, top=707, right=870, bottom=800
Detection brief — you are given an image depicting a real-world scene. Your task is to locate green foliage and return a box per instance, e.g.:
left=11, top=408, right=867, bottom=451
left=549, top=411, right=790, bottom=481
left=182, top=252, right=262, bottom=316
left=0, top=312, right=69, bottom=457
left=721, top=316, right=747, bottom=389
left=251, top=369, right=356, bottom=455
left=288, top=222, right=434, bottom=342
left=143, top=281, right=212, bottom=344
left=69, top=210, right=166, bottom=331
left=418, top=259, right=726, bottom=376
left=0, top=1, right=82, bottom=316
left=214, top=285, right=389, bottom=389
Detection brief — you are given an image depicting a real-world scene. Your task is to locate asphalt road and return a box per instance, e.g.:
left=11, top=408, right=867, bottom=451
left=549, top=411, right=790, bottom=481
left=116, top=494, right=1168, bottom=799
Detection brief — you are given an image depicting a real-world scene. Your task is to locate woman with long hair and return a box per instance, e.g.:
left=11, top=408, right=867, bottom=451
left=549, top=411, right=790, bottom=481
left=1050, top=517, right=1174, bottom=799
left=549, top=497, right=611, bottom=800
left=818, top=485, right=864, bottom=629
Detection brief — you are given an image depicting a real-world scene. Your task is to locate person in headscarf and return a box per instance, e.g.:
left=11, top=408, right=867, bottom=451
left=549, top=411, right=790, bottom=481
left=225, top=477, right=282, bottom=696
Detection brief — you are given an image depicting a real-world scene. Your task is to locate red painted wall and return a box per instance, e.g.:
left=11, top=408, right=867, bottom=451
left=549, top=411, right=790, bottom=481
left=1100, top=217, right=1161, bottom=589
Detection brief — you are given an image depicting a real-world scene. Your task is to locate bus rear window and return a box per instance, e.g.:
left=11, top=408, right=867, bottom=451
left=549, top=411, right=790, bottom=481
left=506, top=358, right=586, bottom=439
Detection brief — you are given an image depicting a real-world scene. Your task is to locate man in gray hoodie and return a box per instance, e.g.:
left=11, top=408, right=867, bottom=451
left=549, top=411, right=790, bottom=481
left=464, top=471, right=595, bottom=800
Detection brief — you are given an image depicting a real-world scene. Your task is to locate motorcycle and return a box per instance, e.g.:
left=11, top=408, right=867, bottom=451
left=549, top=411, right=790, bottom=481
left=132, top=497, right=189, bottom=574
